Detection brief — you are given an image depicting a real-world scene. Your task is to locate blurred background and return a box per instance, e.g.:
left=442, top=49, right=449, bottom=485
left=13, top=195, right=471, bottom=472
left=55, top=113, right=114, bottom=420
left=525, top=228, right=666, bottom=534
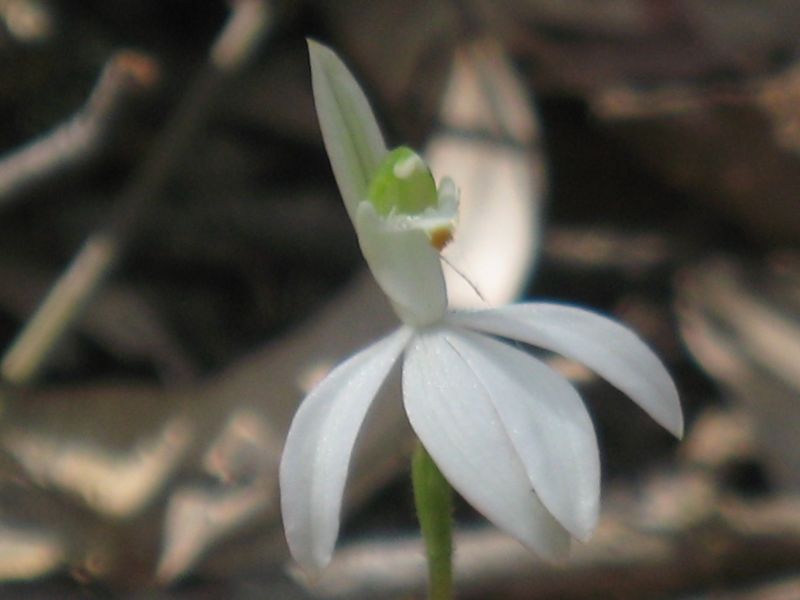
left=0, top=0, right=798, bottom=598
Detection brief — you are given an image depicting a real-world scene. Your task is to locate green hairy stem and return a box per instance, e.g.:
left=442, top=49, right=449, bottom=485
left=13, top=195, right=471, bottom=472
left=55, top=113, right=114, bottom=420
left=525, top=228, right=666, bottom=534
left=412, top=440, right=454, bottom=600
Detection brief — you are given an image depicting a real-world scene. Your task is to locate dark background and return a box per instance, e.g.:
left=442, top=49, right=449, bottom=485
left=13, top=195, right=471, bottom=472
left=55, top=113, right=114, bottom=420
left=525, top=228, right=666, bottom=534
left=0, top=1, right=798, bottom=598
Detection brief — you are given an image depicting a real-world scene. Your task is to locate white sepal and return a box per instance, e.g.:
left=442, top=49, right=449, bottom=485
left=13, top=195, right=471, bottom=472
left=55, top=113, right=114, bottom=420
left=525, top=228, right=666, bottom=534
left=445, top=328, right=600, bottom=540
left=449, top=304, right=683, bottom=437
left=308, top=39, right=387, bottom=222
left=280, top=327, right=412, bottom=570
left=403, top=329, right=572, bottom=560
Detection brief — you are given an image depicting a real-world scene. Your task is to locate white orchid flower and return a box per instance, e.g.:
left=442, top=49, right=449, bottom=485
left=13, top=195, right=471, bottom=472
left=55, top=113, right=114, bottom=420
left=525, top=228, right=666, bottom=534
left=280, top=40, right=683, bottom=571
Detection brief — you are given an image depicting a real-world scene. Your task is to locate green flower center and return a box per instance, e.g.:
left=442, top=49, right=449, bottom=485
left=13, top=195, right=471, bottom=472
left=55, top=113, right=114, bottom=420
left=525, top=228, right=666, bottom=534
left=367, top=146, right=438, bottom=216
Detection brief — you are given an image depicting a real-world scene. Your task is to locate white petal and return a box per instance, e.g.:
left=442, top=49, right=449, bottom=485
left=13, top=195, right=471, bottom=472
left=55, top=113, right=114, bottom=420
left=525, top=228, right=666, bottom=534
left=356, top=202, right=447, bottom=327
left=445, top=329, right=600, bottom=540
left=403, top=329, right=572, bottom=560
left=308, top=40, right=388, bottom=221
left=449, top=304, right=683, bottom=437
left=280, top=327, right=412, bottom=570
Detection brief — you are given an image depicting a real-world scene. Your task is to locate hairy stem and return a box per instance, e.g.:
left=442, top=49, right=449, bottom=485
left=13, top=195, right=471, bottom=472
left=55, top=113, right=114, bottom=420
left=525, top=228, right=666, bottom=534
left=412, top=440, right=454, bottom=600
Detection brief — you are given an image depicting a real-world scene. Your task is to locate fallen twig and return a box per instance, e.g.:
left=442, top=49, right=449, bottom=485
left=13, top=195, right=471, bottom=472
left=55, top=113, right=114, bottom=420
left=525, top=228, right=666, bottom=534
left=0, top=50, right=158, bottom=208
left=1, top=0, right=274, bottom=386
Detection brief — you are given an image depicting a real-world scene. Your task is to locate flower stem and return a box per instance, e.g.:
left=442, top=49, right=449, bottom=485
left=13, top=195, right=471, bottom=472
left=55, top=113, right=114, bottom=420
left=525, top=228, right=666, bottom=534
left=412, top=440, right=454, bottom=600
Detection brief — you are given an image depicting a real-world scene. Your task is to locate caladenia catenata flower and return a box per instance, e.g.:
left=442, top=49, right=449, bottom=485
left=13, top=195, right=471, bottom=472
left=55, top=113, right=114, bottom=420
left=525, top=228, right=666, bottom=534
left=279, top=40, right=683, bottom=593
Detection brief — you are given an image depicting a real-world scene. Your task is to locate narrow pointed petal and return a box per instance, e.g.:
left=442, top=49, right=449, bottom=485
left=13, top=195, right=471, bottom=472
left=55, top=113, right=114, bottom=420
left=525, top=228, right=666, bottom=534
left=403, top=329, right=572, bottom=560
left=356, top=202, right=447, bottom=327
left=308, top=40, right=387, bottom=221
left=446, top=329, right=600, bottom=540
left=449, top=304, right=683, bottom=437
left=280, top=327, right=412, bottom=570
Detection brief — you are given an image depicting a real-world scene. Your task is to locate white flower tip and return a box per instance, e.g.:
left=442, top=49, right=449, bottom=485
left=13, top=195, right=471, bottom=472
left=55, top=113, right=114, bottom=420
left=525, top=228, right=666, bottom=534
left=305, top=558, right=328, bottom=579
left=537, top=538, right=572, bottom=565
left=281, top=510, right=334, bottom=574
left=305, top=38, right=387, bottom=222
left=306, top=39, right=344, bottom=82
left=284, top=527, right=333, bottom=574
left=569, top=500, right=600, bottom=543
left=306, top=37, right=330, bottom=64
left=658, top=381, right=684, bottom=440
left=547, top=492, right=599, bottom=545
left=672, top=408, right=685, bottom=440
left=296, top=560, right=326, bottom=580
left=306, top=38, right=333, bottom=82
left=288, top=558, right=325, bottom=587
left=571, top=521, right=595, bottom=544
